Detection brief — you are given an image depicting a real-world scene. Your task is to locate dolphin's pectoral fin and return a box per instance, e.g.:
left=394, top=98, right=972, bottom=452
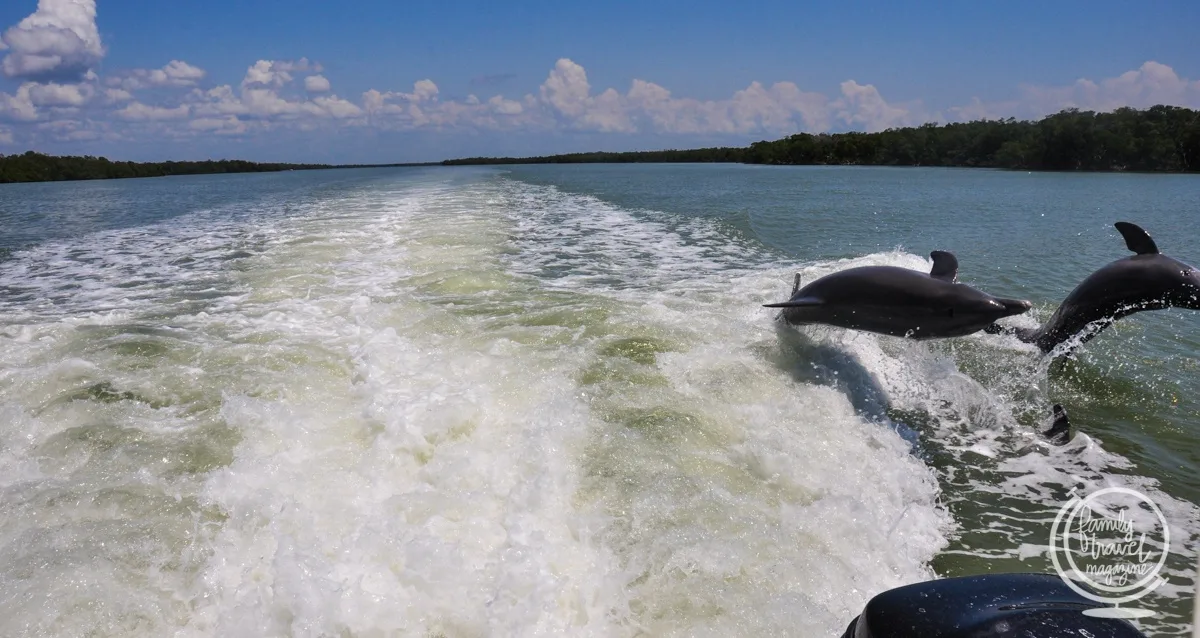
left=929, top=250, right=958, bottom=282
left=983, top=322, right=1040, bottom=344
left=1041, top=404, right=1071, bottom=445
left=1115, top=221, right=1160, bottom=255
left=763, top=297, right=823, bottom=308
left=790, top=273, right=802, bottom=296
left=983, top=323, right=1008, bottom=335
left=1016, top=327, right=1041, bottom=343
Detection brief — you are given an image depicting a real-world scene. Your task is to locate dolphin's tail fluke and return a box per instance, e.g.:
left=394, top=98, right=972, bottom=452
left=1042, top=404, right=1071, bottom=445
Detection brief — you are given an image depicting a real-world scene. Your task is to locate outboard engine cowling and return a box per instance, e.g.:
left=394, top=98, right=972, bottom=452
left=840, top=573, right=1148, bottom=637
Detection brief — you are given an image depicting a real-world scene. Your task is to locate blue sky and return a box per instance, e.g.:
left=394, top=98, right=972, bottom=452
left=1, top=0, right=1197, bottom=163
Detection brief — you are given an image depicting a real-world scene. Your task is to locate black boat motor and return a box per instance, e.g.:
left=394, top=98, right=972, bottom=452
left=840, top=573, right=1149, bottom=637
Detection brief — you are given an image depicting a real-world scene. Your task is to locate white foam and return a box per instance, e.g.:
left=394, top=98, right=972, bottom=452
left=172, top=176, right=951, bottom=636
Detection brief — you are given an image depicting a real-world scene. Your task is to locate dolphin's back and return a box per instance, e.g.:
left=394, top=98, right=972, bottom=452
left=1031, top=255, right=1185, bottom=349
left=1059, top=256, right=1177, bottom=310
left=800, top=266, right=955, bottom=306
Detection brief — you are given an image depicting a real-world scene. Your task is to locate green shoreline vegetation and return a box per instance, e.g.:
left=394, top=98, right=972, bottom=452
left=2, top=105, right=1197, bottom=184
left=0, top=155, right=436, bottom=184
left=446, top=105, right=1200, bottom=172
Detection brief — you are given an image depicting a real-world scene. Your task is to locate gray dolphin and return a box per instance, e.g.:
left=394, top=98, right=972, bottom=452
left=986, top=222, right=1200, bottom=354
left=764, top=251, right=1032, bottom=339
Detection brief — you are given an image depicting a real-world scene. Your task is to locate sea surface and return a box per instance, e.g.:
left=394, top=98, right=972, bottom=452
left=0, top=164, right=1197, bottom=636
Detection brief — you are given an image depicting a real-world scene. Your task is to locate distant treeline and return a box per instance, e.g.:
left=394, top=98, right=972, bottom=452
left=0, top=152, right=335, bottom=184
left=442, top=147, right=746, bottom=165
left=0, top=152, right=438, bottom=184
left=444, top=105, right=1200, bottom=172
left=744, top=105, right=1199, bottom=171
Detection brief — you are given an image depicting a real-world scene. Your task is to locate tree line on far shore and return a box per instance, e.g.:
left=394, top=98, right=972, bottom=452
left=0, top=152, right=439, bottom=184
left=445, top=105, right=1200, bottom=172
left=0, top=152, right=336, bottom=184
left=2, top=105, right=1197, bottom=184
left=441, top=147, right=747, bottom=166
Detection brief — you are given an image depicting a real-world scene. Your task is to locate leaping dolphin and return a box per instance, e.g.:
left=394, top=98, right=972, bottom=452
left=764, top=251, right=1032, bottom=339
left=986, top=222, right=1200, bottom=354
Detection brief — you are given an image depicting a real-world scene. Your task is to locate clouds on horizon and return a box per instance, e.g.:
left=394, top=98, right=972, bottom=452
left=1, top=0, right=1199, bottom=159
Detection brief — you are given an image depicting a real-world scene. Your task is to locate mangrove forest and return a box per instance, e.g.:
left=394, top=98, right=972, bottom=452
left=445, top=105, right=1200, bottom=172
left=0, top=153, right=436, bottom=184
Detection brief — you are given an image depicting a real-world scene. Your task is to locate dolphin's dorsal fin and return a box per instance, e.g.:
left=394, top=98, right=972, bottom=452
left=929, top=251, right=958, bottom=282
left=1115, top=222, right=1159, bottom=255
left=763, top=297, right=822, bottom=309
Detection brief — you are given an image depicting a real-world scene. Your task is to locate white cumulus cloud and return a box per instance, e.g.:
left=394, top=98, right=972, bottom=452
left=116, top=60, right=207, bottom=90
left=26, top=81, right=93, bottom=107
left=104, top=87, right=133, bottom=104
left=163, top=60, right=206, bottom=84
left=946, top=61, right=1200, bottom=124
left=114, top=102, right=191, bottom=121
left=0, top=86, right=39, bottom=121
left=190, top=115, right=247, bottom=136
left=488, top=95, right=523, bottom=115
left=304, top=75, right=331, bottom=93
left=0, top=0, right=105, bottom=81
left=539, top=58, right=591, bottom=118
left=310, top=95, right=362, bottom=119
left=242, top=58, right=321, bottom=89
left=362, top=80, right=442, bottom=121
left=834, top=80, right=921, bottom=132
left=1018, top=61, right=1200, bottom=114
left=411, top=79, right=438, bottom=101
left=35, top=117, right=107, bottom=142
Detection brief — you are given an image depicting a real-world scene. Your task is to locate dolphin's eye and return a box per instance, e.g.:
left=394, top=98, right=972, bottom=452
left=947, top=308, right=955, bottom=318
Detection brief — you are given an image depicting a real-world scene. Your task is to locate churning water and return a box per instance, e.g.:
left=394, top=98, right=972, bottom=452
left=0, top=165, right=1197, bottom=636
